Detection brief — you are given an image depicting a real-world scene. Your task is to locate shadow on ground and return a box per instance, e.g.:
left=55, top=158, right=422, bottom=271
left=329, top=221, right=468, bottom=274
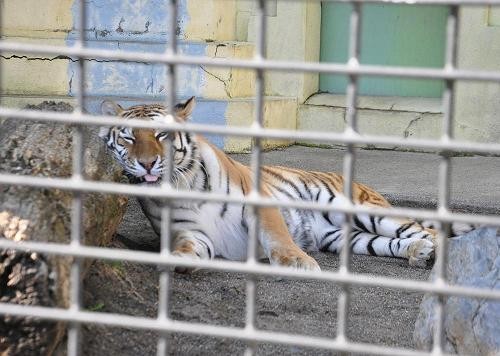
left=81, top=198, right=430, bottom=356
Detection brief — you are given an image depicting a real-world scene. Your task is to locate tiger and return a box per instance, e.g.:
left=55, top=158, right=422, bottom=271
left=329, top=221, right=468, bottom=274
left=98, top=97, right=473, bottom=272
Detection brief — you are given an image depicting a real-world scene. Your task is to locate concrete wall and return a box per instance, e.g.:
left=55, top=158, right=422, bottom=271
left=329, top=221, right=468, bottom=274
left=299, top=6, right=500, bottom=147
left=298, top=94, right=443, bottom=150
left=0, top=0, right=319, bottom=152
left=245, top=1, right=321, bottom=102
left=454, top=7, right=500, bottom=143
left=1, top=1, right=498, bottom=150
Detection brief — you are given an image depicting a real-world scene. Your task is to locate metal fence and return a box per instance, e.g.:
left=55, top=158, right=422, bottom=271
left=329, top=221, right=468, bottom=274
left=0, top=0, right=500, bottom=355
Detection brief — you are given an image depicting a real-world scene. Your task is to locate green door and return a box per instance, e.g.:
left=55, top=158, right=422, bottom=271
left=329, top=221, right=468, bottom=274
left=320, top=3, right=448, bottom=97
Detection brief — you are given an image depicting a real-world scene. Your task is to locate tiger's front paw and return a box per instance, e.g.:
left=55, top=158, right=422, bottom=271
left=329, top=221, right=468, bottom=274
left=270, top=248, right=321, bottom=272
left=407, top=239, right=435, bottom=268
left=171, top=250, right=201, bottom=274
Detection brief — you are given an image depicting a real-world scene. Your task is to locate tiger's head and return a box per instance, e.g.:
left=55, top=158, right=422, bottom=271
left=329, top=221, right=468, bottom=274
left=99, top=96, right=197, bottom=184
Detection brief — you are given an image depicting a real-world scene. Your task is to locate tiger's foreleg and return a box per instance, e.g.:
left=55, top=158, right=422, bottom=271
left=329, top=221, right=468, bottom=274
left=257, top=207, right=320, bottom=271
left=171, top=230, right=215, bottom=274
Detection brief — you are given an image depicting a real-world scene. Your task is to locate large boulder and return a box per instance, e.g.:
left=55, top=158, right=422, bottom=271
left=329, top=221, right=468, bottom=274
left=0, top=102, right=128, bottom=355
left=414, top=227, right=500, bottom=354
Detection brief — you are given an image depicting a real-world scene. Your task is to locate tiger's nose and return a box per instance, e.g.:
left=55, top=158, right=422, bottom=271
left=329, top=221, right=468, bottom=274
left=138, top=159, right=157, bottom=171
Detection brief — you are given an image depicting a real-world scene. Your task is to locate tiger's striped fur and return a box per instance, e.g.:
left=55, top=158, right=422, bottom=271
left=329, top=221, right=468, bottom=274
left=99, top=97, right=472, bottom=272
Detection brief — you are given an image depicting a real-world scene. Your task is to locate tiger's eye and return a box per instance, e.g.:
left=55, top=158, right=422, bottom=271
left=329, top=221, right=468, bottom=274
left=156, top=132, right=169, bottom=141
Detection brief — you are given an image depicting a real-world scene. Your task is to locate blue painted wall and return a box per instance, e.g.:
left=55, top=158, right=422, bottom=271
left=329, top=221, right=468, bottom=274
left=67, top=0, right=227, bottom=147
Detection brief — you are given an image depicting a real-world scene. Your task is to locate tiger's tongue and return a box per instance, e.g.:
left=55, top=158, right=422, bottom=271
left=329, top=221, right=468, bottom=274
left=144, top=174, right=159, bottom=182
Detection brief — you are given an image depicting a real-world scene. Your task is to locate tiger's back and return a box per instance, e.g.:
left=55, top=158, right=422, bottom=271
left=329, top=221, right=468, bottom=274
left=259, top=166, right=390, bottom=251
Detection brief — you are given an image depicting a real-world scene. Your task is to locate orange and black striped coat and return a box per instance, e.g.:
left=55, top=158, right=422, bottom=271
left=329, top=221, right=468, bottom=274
left=99, top=98, right=474, bottom=272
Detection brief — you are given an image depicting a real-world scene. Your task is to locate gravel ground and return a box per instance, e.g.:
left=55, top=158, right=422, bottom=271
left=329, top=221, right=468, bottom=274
left=81, top=202, right=430, bottom=356
left=80, top=146, right=498, bottom=355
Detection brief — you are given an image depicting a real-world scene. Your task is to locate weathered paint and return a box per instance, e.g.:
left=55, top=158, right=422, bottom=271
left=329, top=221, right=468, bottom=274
left=0, top=0, right=74, bottom=38
left=61, top=0, right=271, bottom=149
left=1, top=0, right=498, bottom=149
left=64, top=40, right=254, bottom=101
left=68, top=0, right=189, bottom=42
left=184, top=0, right=237, bottom=41
left=65, top=0, right=230, bottom=148
left=66, top=41, right=207, bottom=99
left=201, top=42, right=255, bottom=99
left=66, top=0, right=205, bottom=99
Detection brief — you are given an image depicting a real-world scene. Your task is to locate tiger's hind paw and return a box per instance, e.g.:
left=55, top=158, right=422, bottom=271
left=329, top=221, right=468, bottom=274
left=408, top=239, right=435, bottom=268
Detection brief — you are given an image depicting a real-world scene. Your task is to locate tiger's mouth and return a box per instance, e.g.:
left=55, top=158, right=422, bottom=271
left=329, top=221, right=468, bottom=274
left=125, top=172, right=162, bottom=185
left=141, top=174, right=162, bottom=185
left=144, top=174, right=160, bottom=183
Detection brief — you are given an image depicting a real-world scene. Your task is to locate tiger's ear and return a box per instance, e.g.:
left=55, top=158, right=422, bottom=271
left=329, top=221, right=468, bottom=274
left=101, top=100, right=124, bottom=116
left=99, top=100, right=123, bottom=140
left=174, top=96, right=196, bottom=121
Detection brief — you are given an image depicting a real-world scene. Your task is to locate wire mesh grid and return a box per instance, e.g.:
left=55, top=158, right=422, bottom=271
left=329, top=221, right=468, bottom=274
left=0, top=0, right=499, bottom=355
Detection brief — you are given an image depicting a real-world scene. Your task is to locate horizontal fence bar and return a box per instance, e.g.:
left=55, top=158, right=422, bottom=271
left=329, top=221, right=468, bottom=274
left=0, top=302, right=452, bottom=356
left=1, top=41, right=500, bottom=83
left=1, top=173, right=499, bottom=226
left=245, top=0, right=500, bottom=4
left=1, top=2, right=499, bottom=354
left=2, top=107, right=500, bottom=156
left=0, top=238, right=499, bottom=301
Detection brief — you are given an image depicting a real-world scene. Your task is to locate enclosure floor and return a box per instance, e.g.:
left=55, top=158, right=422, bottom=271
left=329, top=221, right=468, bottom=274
left=81, top=146, right=498, bottom=355
left=81, top=202, right=429, bottom=355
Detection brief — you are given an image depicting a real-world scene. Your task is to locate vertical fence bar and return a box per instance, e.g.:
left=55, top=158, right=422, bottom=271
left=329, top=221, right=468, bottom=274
left=433, top=5, right=459, bottom=353
left=67, top=0, right=87, bottom=355
left=0, top=1, right=2, bottom=108
left=157, top=203, right=172, bottom=356
left=0, top=0, right=492, bottom=353
left=244, top=0, right=267, bottom=354
left=336, top=2, right=362, bottom=346
left=157, top=0, right=178, bottom=355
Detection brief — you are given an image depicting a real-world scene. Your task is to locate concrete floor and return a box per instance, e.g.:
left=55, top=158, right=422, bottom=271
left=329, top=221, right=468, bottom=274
left=82, top=146, right=499, bottom=355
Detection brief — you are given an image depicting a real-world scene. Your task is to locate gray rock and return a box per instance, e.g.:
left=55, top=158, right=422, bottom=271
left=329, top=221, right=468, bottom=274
left=414, top=227, right=500, bottom=354
left=0, top=102, right=128, bottom=355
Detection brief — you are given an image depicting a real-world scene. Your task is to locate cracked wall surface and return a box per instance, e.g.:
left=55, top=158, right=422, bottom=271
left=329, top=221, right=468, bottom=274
left=0, top=0, right=237, bottom=102
left=199, top=42, right=255, bottom=99
left=0, top=0, right=302, bottom=152
left=0, top=54, right=71, bottom=97
left=2, top=1, right=500, bottom=149
left=298, top=95, right=442, bottom=149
